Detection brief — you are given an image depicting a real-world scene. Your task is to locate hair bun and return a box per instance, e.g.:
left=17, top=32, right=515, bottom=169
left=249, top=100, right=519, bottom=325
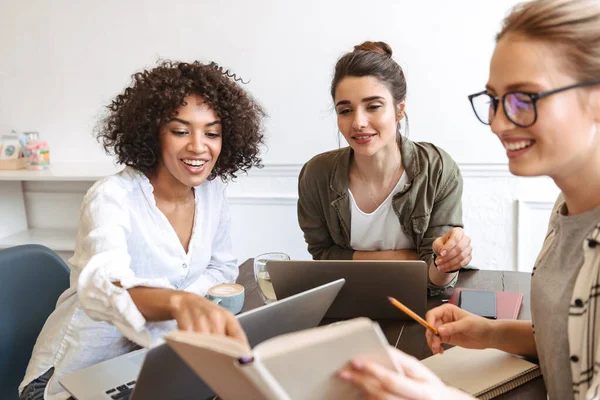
left=353, top=41, right=393, bottom=58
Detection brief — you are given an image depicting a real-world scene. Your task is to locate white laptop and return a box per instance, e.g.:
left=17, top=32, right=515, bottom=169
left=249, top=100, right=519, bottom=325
left=59, top=279, right=344, bottom=400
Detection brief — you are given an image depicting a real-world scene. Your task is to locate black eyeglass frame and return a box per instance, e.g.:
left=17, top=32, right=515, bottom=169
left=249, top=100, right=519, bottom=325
left=468, top=78, right=600, bottom=128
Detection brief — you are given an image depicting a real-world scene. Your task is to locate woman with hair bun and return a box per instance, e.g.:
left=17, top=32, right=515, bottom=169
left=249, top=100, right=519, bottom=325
left=19, top=60, right=265, bottom=400
left=298, top=41, right=473, bottom=296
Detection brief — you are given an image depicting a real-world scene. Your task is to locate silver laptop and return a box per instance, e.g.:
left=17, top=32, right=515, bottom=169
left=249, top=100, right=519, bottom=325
left=267, top=260, right=427, bottom=320
left=60, top=279, right=345, bottom=400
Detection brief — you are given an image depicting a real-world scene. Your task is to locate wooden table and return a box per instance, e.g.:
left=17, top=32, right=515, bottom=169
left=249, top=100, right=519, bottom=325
left=237, top=260, right=547, bottom=399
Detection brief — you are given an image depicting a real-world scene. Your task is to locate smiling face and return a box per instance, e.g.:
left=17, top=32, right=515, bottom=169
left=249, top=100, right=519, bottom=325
left=156, top=94, right=222, bottom=189
left=487, top=33, right=600, bottom=178
left=334, top=76, right=404, bottom=157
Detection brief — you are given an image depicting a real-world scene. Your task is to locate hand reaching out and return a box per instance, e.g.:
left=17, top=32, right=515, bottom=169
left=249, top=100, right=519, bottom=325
left=432, top=228, right=472, bottom=273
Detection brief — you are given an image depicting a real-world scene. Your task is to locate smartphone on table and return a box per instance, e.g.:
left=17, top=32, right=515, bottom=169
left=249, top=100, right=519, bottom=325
left=458, top=290, right=497, bottom=319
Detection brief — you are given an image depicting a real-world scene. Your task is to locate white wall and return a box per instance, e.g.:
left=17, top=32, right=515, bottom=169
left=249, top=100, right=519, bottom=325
left=2, top=0, right=517, bottom=164
left=0, top=0, right=561, bottom=272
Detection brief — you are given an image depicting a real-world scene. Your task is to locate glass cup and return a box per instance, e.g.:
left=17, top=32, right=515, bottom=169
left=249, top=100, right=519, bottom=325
left=254, top=252, right=290, bottom=304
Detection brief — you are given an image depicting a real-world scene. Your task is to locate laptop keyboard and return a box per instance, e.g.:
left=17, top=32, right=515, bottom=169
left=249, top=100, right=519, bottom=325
left=105, top=380, right=136, bottom=399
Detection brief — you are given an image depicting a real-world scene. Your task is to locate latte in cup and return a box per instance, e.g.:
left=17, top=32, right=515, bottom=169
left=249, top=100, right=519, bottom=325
left=208, top=283, right=245, bottom=297
left=206, top=283, right=245, bottom=315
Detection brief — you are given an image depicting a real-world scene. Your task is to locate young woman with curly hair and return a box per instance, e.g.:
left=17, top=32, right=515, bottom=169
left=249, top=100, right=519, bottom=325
left=19, top=61, right=266, bottom=400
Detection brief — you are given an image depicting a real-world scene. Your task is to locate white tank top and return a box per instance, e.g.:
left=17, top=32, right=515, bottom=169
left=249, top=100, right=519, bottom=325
left=349, top=171, right=415, bottom=251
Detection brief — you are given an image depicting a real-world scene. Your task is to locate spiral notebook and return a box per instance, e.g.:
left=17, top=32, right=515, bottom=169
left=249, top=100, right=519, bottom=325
left=421, top=347, right=541, bottom=399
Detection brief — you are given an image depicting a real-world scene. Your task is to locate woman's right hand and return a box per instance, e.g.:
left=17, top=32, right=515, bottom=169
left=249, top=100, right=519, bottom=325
left=169, top=291, right=248, bottom=345
left=425, top=304, right=493, bottom=354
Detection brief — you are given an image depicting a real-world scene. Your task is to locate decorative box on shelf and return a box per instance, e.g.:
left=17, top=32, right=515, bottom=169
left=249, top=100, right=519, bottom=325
left=0, top=158, right=27, bottom=170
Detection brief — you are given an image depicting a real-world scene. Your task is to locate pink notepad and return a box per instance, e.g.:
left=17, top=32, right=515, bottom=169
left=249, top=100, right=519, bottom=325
left=449, top=288, right=523, bottom=320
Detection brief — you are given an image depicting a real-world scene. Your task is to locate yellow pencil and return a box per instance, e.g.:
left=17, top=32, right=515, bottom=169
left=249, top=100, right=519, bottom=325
left=388, top=296, right=439, bottom=335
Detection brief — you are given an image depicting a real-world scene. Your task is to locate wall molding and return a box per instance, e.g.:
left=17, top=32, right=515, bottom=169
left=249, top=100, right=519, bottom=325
left=5, top=161, right=512, bottom=182
left=228, top=194, right=297, bottom=206
left=245, top=164, right=302, bottom=178
left=516, top=199, right=555, bottom=272
left=14, top=162, right=516, bottom=208
left=227, top=163, right=514, bottom=205
left=457, top=163, right=511, bottom=177
left=243, top=162, right=512, bottom=179
left=227, top=162, right=513, bottom=205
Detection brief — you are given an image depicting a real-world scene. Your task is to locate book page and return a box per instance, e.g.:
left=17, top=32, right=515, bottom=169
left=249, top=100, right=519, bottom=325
left=254, top=317, right=373, bottom=358
left=421, top=347, right=539, bottom=396
left=254, top=317, right=397, bottom=400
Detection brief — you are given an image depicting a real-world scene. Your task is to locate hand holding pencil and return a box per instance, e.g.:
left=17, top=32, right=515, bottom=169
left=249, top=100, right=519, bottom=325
left=424, top=303, right=495, bottom=355
left=387, top=297, right=439, bottom=335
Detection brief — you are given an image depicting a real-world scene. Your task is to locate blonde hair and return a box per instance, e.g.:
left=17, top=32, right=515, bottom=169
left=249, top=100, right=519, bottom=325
left=497, top=0, right=600, bottom=81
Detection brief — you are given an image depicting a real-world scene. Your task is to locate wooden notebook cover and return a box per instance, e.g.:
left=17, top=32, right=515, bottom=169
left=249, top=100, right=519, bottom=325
left=449, top=288, right=523, bottom=320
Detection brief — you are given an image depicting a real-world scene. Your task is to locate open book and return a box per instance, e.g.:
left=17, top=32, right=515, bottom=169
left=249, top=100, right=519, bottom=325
left=164, top=317, right=396, bottom=400
left=421, top=347, right=541, bottom=399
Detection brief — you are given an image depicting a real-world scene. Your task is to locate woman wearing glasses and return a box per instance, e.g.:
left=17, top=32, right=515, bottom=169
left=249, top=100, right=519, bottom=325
left=297, top=41, right=473, bottom=296
left=338, top=0, right=600, bottom=399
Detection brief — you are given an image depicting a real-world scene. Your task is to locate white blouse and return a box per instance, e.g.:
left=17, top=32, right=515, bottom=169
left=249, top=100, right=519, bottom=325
left=20, top=167, right=238, bottom=399
left=349, top=171, right=414, bottom=251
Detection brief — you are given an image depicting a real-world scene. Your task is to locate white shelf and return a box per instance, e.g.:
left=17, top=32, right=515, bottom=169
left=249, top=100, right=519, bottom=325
left=0, top=228, right=77, bottom=251
left=0, top=162, right=123, bottom=181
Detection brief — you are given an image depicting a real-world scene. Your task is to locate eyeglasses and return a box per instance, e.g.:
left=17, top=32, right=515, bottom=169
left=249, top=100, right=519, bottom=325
left=468, top=78, right=600, bottom=128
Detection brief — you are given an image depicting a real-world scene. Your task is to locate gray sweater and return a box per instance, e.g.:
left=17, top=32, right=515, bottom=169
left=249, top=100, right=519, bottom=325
left=531, top=195, right=600, bottom=399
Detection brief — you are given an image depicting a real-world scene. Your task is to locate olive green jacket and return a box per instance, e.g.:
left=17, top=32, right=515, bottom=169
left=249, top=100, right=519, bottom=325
left=297, top=137, right=463, bottom=269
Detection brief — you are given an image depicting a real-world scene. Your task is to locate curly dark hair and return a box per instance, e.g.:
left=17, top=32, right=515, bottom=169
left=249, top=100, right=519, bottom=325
left=96, top=60, right=266, bottom=181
